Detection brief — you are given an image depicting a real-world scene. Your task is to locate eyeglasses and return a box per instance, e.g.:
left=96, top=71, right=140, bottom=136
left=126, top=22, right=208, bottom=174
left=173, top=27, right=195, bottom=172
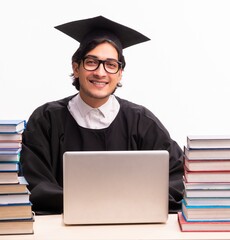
left=82, top=57, right=122, bottom=74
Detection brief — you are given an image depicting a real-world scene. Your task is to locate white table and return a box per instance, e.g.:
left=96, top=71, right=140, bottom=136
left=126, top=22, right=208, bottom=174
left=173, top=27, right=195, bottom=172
left=1, top=214, right=230, bottom=240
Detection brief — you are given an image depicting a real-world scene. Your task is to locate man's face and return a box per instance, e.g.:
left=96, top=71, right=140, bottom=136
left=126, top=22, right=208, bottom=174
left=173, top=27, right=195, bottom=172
left=72, top=42, right=122, bottom=108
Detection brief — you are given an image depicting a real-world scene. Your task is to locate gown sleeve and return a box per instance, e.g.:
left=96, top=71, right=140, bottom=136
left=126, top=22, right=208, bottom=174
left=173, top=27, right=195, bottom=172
left=136, top=106, right=184, bottom=213
left=114, top=98, right=184, bottom=213
left=20, top=105, right=64, bottom=214
left=166, top=140, right=184, bottom=213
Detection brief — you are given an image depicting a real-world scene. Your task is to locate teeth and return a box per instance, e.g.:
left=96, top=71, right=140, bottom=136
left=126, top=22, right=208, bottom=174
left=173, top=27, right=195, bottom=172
left=91, top=81, right=107, bottom=86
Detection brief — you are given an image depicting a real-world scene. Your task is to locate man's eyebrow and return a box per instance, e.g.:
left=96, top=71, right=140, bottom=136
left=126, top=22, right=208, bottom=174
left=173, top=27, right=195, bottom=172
left=85, top=54, right=98, bottom=59
left=85, top=55, right=118, bottom=61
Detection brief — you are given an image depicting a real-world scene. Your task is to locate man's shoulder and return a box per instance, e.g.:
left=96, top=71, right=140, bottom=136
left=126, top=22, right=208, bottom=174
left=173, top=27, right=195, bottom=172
left=116, top=96, right=151, bottom=114
left=30, top=95, right=76, bottom=119
left=37, top=95, right=75, bottom=110
left=115, top=96, right=163, bottom=124
left=115, top=96, right=170, bottom=138
left=116, top=96, right=141, bottom=108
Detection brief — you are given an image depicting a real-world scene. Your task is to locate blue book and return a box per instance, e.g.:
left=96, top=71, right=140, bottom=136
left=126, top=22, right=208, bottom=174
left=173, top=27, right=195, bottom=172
left=0, top=120, right=26, bottom=134
left=0, top=153, right=20, bottom=162
left=182, top=199, right=230, bottom=221
left=0, top=202, right=33, bottom=220
left=0, top=176, right=28, bottom=194
left=0, top=148, right=21, bottom=155
left=0, top=162, right=19, bottom=172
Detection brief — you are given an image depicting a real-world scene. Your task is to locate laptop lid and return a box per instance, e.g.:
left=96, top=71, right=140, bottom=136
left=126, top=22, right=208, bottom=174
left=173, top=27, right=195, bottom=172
left=63, top=150, right=169, bottom=225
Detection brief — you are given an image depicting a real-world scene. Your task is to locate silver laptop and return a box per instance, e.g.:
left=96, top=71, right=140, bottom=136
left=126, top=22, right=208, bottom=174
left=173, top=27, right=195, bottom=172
left=63, top=150, right=169, bottom=225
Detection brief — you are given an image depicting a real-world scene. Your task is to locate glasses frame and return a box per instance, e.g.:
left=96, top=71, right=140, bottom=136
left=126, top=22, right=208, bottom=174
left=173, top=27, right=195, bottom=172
left=82, top=57, right=122, bottom=74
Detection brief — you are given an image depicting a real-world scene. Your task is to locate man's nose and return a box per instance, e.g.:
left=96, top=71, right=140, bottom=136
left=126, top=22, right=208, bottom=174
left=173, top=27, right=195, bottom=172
left=94, top=62, right=106, bottom=75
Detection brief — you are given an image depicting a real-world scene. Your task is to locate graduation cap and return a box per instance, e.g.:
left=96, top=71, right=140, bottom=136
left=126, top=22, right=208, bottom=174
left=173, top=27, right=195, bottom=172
left=54, top=15, right=150, bottom=50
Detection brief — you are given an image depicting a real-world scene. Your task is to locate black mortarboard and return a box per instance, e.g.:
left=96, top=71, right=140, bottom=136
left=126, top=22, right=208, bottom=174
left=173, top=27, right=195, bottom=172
left=54, top=16, right=150, bottom=50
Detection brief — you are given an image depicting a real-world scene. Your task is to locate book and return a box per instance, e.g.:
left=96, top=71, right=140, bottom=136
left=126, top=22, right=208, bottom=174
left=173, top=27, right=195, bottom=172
left=184, top=146, right=230, bottom=160
left=0, top=203, right=33, bottom=220
left=187, top=135, right=230, bottom=149
left=183, top=178, right=230, bottom=190
left=185, top=188, right=230, bottom=198
left=0, top=149, right=21, bottom=154
left=0, top=171, right=19, bottom=184
left=0, top=177, right=28, bottom=194
left=184, top=168, right=230, bottom=183
left=182, top=199, right=230, bottom=221
left=184, top=195, right=230, bottom=206
left=0, top=133, right=22, bottom=142
left=184, top=157, right=230, bottom=171
left=0, top=148, right=21, bottom=155
left=178, top=211, right=230, bottom=232
left=0, top=191, right=30, bottom=205
left=0, top=216, right=34, bottom=235
left=0, top=142, right=22, bottom=149
left=0, top=120, right=26, bottom=133
left=0, top=162, right=19, bottom=171
left=0, top=153, right=20, bottom=162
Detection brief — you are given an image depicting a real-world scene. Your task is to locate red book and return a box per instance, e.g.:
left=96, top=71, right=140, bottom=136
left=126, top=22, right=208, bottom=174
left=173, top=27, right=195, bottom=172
left=184, top=168, right=230, bottom=183
left=178, top=212, right=230, bottom=232
left=184, top=156, right=230, bottom=172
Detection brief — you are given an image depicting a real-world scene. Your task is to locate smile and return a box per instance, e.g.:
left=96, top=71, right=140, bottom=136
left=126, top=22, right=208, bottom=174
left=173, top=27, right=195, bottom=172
left=89, top=80, right=108, bottom=86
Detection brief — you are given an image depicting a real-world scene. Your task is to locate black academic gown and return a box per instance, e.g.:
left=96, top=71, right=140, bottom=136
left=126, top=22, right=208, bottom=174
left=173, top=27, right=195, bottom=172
left=20, top=95, right=184, bottom=214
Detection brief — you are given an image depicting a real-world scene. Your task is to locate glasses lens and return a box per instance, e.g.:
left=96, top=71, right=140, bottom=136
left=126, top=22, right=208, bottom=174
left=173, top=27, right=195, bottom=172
left=104, top=60, right=120, bottom=74
left=83, top=58, right=99, bottom=71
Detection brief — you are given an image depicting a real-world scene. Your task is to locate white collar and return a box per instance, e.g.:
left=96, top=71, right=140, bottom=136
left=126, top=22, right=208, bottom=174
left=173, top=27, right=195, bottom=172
left=68, top=94, right=120, bottom=129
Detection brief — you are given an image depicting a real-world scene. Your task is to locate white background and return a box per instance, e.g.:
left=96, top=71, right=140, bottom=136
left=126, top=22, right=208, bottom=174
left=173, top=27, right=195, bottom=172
left=1, top=0, right=230, bottom=148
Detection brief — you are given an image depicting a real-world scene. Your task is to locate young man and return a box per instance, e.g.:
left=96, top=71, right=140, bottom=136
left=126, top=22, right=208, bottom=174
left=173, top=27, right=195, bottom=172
left=20, top=16, right=184, bottom=214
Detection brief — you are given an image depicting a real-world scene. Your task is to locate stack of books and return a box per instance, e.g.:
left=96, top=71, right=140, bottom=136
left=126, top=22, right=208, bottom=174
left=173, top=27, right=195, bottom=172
left=0, top=120, right=34, bottom=235
left=178, top=135, right=230, bottom=232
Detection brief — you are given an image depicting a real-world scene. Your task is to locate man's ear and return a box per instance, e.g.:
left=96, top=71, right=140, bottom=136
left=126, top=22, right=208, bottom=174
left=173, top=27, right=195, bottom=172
left=72, top=62, right=79, bottom=78
left=118, top=69, right=123, bottom=82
